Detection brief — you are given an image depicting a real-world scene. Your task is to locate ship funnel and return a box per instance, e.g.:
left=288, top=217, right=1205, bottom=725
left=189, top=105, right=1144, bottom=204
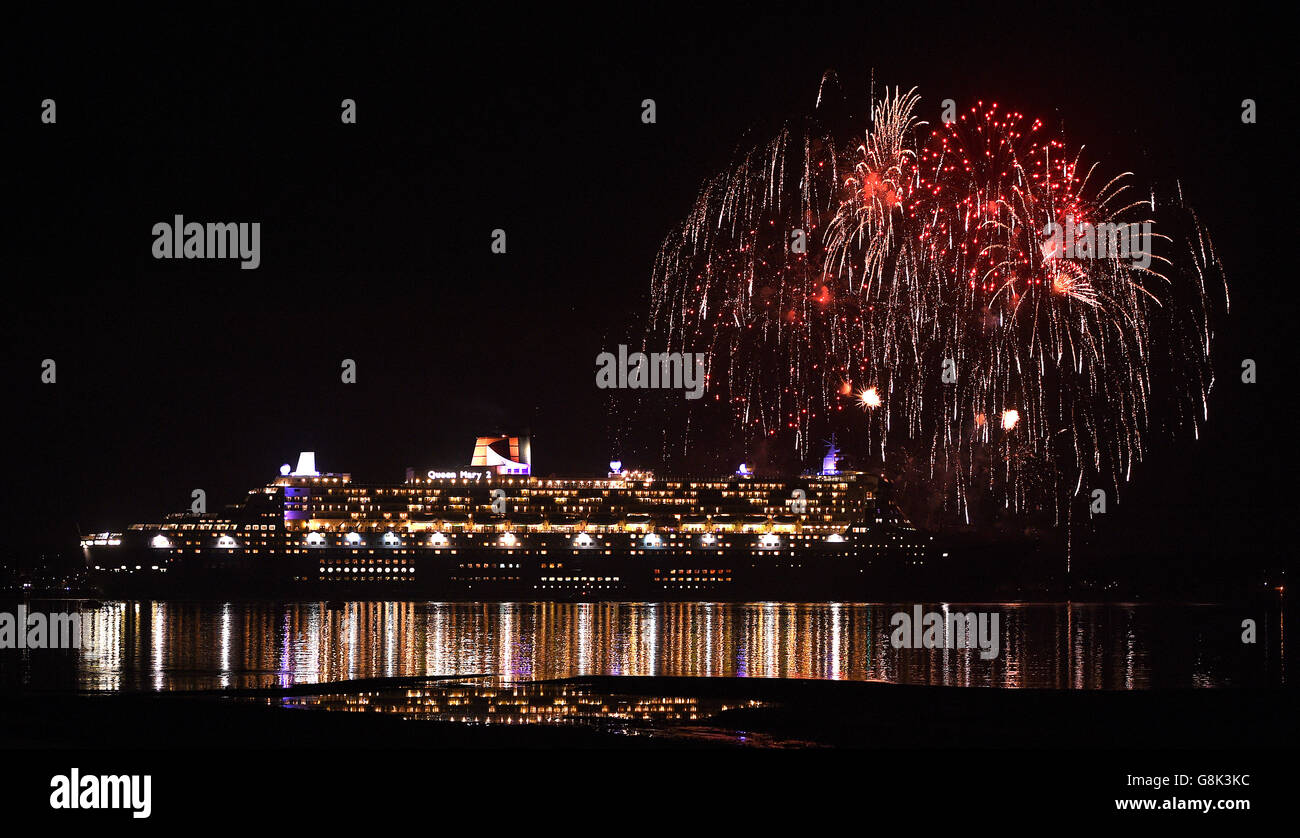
left=291, top=451, right=319, bottom=476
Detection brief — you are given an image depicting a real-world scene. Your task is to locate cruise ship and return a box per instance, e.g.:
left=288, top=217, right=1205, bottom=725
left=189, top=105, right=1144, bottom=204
left=82, top=436, right=950, bottom=600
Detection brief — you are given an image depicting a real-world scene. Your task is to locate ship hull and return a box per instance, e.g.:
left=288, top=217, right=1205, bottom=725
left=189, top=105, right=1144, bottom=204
left=82, top=459, right=1013, bottom=601
left=87, top=543, right=970, bottom=601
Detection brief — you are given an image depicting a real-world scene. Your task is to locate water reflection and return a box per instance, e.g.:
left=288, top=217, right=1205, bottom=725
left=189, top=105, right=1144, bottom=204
left=0, top=601, right=1285, bottom=692
left=262, top=677, right=766, bottom=728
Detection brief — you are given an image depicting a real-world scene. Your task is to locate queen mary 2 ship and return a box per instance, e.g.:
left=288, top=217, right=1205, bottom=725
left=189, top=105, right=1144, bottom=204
left=82, top=436, right=952, bottom=600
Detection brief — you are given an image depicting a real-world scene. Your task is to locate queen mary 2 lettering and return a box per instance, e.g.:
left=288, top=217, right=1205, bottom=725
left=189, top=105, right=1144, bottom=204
left=83, top=435, right=952, bottom=600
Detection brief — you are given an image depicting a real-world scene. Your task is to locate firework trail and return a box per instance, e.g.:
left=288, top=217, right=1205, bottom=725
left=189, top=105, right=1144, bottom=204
left=645, top=84, right=1225, bottom=524
left=646, top=112, right=843, bottom=452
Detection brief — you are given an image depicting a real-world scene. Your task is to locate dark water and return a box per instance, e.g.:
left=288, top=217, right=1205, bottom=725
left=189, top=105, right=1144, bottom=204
left=2, top=600, right=1284, bottom=692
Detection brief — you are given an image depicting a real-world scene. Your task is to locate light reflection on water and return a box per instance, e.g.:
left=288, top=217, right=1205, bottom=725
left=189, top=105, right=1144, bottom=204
left=250, top=678, right=801, bottom=745
left=265, top=677, right=769, bottom=728
left=2, top=601, right=1284, bottom=692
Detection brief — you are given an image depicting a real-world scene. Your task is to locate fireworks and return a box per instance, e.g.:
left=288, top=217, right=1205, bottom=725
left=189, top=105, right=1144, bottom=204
left=644, top=84, right=1225, bottom=524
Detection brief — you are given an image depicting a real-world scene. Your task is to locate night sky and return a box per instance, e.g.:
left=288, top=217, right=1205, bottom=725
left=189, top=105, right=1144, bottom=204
left=6, top=9, right=1285, bottom=579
